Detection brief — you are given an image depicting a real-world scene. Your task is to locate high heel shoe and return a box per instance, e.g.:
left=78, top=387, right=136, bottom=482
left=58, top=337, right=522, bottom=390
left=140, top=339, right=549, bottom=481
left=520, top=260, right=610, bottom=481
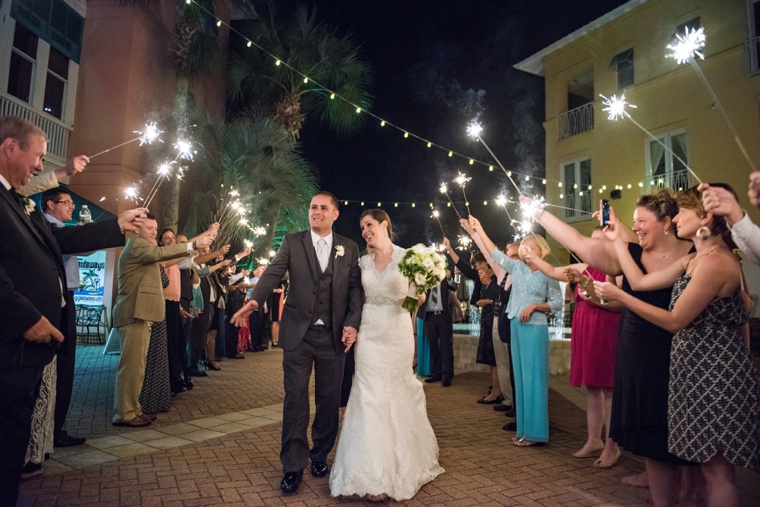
left=593, top=448, right=621, bottom=468
left=477, top=394, right=504, bottom=405
left=573, top=440, right=604, bottom=458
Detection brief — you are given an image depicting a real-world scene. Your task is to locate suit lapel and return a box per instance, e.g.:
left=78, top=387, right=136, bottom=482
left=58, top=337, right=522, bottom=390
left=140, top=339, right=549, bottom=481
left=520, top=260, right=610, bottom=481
left=301, top=232, right=319, bottom=283
left=2, top=187, right=46, bottom=244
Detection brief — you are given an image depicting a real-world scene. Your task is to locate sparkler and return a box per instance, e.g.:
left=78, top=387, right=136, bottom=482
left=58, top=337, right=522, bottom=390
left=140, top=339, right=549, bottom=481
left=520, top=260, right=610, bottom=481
left=495, top=193, right=520, bottom=237
left=141, top=161, right=175, bottom=208
left=124, top=186, right=140, bottom=203
left=174, top=139, right=196, bottom=161
left=600, top=93, right=702, bottom=184
left=457, top=234, right=472, bottom=251
left=439, top=183, right=463, bottom=220
left=467, top=121, right=522, bottom=196
left=89, top=121, right=164, bottom=159
left=666, top=27, right=757, bottom=171
left=431, top=209, right=445, bottom=237
left=454, top=172, right=472, bottom=215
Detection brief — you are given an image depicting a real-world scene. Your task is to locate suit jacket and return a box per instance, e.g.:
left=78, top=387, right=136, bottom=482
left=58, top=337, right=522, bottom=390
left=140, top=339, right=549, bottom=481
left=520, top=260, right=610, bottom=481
left=417, top=277, right=455, bottom=321
left=112, top=237, right=190, bottom=327
left=0, top=186, right=125, bottom=369
left=250, top=230, right=362, bottom=353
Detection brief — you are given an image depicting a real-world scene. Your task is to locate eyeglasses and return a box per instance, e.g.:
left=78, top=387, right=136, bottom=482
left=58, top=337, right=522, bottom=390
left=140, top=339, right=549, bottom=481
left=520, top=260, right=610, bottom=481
left=54, top=200, right=75, bottom=207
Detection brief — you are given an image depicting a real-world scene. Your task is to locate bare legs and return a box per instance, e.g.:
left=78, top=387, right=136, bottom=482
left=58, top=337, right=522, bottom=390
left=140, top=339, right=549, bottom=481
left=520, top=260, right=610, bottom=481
left=645, top=459, right=679, bottom=507
left=574, top=386, right=619, bottom=466
left=271, top=321, right=280, bottom=346
left=593, top=387, right=620, bottom=467
left=482, top=366, right=502, bottom=401
left=700, top=453, right=739, bottom=507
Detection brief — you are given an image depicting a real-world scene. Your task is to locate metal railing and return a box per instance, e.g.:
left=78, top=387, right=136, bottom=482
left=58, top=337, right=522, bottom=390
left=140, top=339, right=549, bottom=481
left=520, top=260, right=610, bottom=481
left=642, top=169, right=694, bottom=193
left=558, top=102, right=594, bottom=140
left=0, top=95, right=70, bottom=163
left=563, top=191, right=593, bottom=222
left=746, top=35, right=760, bottom=76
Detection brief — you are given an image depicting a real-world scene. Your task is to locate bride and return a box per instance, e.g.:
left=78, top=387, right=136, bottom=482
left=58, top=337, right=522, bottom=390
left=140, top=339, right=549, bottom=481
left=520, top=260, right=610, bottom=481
left=329, top=209, right=445, bottom=502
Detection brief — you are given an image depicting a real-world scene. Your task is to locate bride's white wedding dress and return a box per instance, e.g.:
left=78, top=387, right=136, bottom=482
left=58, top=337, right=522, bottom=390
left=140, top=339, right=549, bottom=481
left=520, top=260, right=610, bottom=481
left=329, top=245, right=444, bottom=501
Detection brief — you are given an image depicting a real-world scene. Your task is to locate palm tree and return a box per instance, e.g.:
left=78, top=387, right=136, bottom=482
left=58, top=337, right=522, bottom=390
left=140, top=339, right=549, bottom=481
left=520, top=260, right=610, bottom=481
left=181, top=111, right=318, bottom=261
left=227, top=1, right=373, bottom=137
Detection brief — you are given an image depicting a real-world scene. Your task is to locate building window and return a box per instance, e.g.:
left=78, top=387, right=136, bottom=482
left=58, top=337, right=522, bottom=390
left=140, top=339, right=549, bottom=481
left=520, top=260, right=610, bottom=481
left=562, top=159, right=592, bottom=221
left=11, top=0, right=84, bottom=63
left=43, top=46, right=69, bottom=119
left=7, top=23, right=39, bottom=103
left=647, top=130, right=692, bottom=191
left=610, top=48, right=634, bottom=89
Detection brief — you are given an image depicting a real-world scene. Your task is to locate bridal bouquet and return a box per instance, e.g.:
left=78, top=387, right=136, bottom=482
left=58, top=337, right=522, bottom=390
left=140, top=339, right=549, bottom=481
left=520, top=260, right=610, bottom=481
left=398, top=244, right=447, bottom=312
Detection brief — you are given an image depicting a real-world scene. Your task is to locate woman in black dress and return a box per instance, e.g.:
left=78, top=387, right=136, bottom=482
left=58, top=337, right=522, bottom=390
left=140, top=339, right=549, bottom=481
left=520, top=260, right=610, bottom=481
left=139, top=266, right=172, bottom=414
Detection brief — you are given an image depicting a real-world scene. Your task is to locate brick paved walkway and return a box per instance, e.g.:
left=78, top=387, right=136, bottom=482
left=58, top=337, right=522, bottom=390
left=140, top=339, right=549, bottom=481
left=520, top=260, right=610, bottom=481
left=17, top=344, right=760, bottom=506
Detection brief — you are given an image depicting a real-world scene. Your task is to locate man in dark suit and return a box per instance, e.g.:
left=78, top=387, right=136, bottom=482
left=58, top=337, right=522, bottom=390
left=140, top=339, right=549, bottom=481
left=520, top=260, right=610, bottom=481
left=0, top=116, right=147, bottom=506
left=418, top=270, right=456, bottom=387
left=232, top=191, right=362, bottom=494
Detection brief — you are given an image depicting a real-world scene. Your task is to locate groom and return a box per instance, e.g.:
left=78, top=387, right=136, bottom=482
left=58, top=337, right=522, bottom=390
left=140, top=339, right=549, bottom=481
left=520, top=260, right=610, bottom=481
left=232, top=191, right=362, bottom=493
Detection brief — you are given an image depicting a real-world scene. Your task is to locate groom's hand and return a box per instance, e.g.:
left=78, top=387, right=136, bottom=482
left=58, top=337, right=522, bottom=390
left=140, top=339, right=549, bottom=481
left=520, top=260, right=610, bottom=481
left=231, top=300, right=258, bottom=327
left=342, top=326, right=357, bottom=352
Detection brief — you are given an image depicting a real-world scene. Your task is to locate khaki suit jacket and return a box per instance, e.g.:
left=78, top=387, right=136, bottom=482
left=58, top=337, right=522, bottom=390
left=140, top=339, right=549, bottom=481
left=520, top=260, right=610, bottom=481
left=112, top=237, right=189, bottom=327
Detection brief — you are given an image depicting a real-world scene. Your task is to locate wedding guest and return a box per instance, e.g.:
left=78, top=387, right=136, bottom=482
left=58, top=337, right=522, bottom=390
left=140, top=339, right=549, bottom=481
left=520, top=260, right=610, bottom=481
left=595, top=185, right=759, bottom=507
left=522, top=227, right=623, bottom=467
left=158, top=228, right=187, bottom=395
left=466, top=217, right=562, bottom=447
left=138, top=266, right=172, bottom=414
left=267, top=278, right=287, bottom=346
left=525, top=191, right=697, bottom=503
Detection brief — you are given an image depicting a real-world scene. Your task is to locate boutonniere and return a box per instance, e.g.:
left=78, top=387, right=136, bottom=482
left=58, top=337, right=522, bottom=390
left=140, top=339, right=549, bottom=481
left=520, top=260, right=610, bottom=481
left=335, top=245, right=345, bottom=259
left=23, top=196, right=35, bottom=215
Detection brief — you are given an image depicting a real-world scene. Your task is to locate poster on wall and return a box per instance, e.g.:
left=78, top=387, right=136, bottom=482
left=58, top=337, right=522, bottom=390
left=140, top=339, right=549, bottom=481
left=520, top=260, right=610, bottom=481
left=73, top=251, right=106, bottom=306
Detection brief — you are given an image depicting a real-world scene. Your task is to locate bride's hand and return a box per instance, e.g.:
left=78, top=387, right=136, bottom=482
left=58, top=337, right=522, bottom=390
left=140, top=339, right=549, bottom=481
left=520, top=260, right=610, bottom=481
left=342, top=326, right=357, bottom=352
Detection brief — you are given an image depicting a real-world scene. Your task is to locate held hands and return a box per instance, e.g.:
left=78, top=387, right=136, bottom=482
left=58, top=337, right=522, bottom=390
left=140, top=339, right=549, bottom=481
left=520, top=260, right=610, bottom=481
left=231, top=300, right=258, bottom=327
left=342, top=326, right=357, bottom=352
left=117, top=207, right=151, bottom=233
left=24, top=316, right=64, bottom=344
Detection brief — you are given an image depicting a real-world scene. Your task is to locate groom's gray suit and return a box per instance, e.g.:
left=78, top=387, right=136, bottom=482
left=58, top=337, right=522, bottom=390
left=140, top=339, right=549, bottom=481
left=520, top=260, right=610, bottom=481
left=249, top=230, right=362, bottom=473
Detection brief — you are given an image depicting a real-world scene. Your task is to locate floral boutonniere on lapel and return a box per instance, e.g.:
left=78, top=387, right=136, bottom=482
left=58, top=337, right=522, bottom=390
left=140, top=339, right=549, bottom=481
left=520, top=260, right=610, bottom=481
left=335, top=245, right=345, bottom=259
left=23, top=196, right=35, bottom=215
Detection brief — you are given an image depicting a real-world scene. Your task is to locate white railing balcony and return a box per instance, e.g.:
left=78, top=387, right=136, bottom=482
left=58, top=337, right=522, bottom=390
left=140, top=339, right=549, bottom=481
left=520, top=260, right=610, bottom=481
left=746, top=35, right=760, bottom=76
left=563, top=191, right=593, bottom=223
left=558, top=102, right=594, bottom=140
left=0, top=94, right=71, bottom=164
left=642, top=169, right=695, bottom=193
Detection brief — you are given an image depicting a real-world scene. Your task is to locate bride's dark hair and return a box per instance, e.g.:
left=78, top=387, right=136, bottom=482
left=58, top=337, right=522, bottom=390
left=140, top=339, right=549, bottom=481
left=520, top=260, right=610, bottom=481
left=360, top=209, right=395, bottom=252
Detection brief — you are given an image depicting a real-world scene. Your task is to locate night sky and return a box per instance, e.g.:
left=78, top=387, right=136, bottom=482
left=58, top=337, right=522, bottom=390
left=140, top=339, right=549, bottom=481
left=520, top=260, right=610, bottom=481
left=289, top=0, right=630, bottom=248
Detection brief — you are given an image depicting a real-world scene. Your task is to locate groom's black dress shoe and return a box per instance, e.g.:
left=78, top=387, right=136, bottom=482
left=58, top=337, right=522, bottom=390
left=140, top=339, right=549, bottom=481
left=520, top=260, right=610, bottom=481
left=310, top=461, right=329, bottom=477
left=280, top=472, right=303, bottom=493
left=424, top=376, right=442, bottom=383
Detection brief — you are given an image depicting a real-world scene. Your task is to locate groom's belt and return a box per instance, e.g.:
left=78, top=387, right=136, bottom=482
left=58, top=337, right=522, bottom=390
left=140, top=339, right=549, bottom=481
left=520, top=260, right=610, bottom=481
left=427, top=310, right=445, bottom=315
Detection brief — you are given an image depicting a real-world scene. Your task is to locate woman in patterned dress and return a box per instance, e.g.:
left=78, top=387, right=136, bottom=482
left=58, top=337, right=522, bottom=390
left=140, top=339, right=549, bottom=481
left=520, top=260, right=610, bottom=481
left=595, top=186, right=760, bottom=507
left=139, top=266, right=172, bottom=415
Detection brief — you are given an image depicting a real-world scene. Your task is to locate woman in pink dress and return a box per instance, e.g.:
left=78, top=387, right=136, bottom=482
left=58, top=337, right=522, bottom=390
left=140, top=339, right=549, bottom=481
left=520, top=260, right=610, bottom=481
left=523, top=228, right=622, bottom=467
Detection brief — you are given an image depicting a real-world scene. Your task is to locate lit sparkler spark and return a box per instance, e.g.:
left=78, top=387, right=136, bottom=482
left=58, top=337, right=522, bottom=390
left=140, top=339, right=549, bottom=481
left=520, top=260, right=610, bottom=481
left=431, top=209, right=445, bottom=237
left=666, top=26, right=705, bottom=64
left=124, top=186, right=140, bottom=202
left=99, top=196, right=106, bottom=202
left=253, top=226, right=266, bottom=236
left=466, top=121, right=483, bottom=138
left=174, top=139, right=196, bottom=161
left=157, top=162, right=173, bottom=178
left=136, top=121, right=164, bottom=146
left=243, top=239, right=253, bottom=248
left=600, top=93, right=637, bottom=121
left=454, top=172, right=472, bottom=215
left=269, top=250, right=277, bottom=258
left=239, top=218, right=248, bottom=225
left=457, top=235, right=472, bottom=251
left=495, top=194, right=508, bottom=207
left=519, top=195, right=546, bottom=221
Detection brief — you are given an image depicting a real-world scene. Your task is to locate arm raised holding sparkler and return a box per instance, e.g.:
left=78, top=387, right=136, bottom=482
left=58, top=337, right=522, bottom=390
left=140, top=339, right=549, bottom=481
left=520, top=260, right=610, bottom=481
left=701, top=180, right=760, bottom=266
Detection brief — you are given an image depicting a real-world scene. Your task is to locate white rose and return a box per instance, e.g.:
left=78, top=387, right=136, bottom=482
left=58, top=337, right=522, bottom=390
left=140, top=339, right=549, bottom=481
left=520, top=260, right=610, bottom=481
left=414, top=273, right=427, bottom=285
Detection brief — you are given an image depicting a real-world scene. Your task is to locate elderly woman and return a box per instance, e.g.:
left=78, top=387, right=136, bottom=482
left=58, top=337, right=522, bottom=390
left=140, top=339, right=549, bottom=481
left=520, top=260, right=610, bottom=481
left=595, top=185, right=759, bottom=507
left=465, top=217, right=562, bottom=447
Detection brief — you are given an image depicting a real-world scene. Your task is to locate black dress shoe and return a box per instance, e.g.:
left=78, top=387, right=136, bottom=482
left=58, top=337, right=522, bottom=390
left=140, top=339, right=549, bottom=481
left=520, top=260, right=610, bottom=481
left=442, top=378, right=452, bottom=387
left=54, top=433, right=86, bottom=447
left=310, top=461, right=329, bottom=477
left=185, top=378, right=194, bottom=390
left=188, top=368, right=207, bottom=377
left=503, top=421, right=517, bottom=431
left=171, top=386, right=186, bottom=395
left=280, top=471, right=303, bottom=493
left=424, top=376, right=442, bottom=383
left=493, top=404, right=513, bottom=412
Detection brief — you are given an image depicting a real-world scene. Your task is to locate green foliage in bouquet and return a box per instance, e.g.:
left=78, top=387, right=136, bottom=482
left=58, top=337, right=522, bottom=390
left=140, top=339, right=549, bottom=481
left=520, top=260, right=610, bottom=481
left=398, top=244, right=447, bottom=312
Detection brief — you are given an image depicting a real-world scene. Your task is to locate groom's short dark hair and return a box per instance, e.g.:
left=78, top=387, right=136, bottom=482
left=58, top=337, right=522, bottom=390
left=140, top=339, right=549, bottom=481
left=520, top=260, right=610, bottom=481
left=313, top=191, right=339, bottom=209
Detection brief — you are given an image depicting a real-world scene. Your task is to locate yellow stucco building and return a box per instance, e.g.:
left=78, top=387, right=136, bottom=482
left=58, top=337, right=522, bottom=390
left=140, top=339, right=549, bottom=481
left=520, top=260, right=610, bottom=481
left=516, top=0, right=760, bottom=263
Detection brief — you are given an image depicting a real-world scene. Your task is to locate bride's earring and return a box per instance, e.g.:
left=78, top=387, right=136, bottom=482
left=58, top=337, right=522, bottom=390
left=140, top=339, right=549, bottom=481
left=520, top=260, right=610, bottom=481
left=663, top=229, right=669, bottom=235
left=697, top=226, right=711, bottom=240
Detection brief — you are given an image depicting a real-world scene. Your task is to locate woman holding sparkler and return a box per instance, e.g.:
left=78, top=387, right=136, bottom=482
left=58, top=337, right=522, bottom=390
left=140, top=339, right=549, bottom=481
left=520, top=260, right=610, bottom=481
left=594, top=186, right=759, bottom=507
left=464, top=217, right=562, bottom=447
left=521, top=227, right=622, bottom=467
left=524, top=190, right=696, bottom=505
